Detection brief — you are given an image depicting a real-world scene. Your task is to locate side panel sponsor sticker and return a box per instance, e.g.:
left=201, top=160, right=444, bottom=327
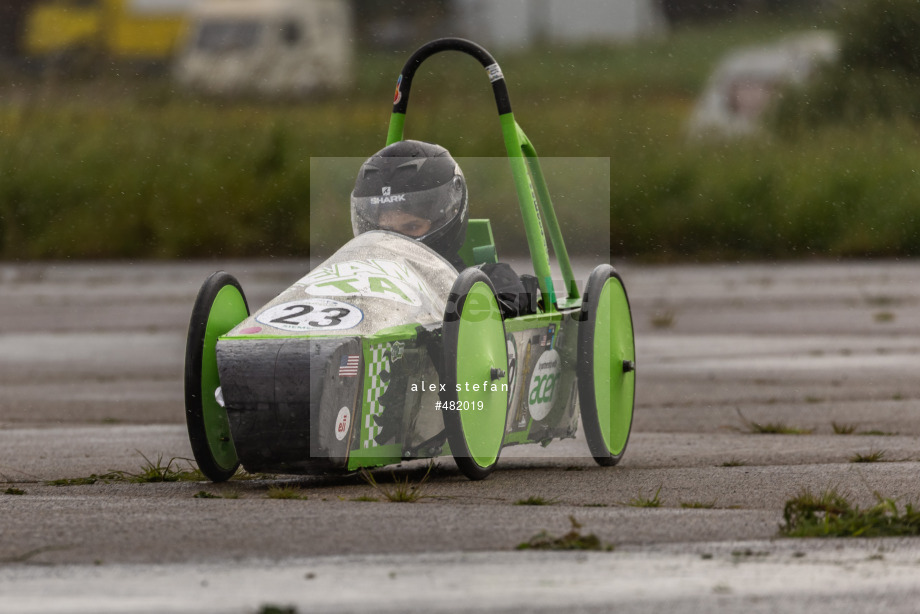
left=335, top=406, right=351, bottom=441
left=526, top=349, right=561, bottom=421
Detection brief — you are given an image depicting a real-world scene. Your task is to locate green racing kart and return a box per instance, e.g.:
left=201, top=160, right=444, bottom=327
left=184, top=38, right=636, bottom=482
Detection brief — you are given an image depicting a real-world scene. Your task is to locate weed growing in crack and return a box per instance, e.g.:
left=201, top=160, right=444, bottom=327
left=626, top=485, right=662, bottom=508
left=515, top=496, right=556, bottom=506
left=849, top=450, right=886, bottom=463
left=681, top=500, right=717, bottom=509
left=736, top=409, right=812, bottom=435
left=781, top=488, right=920, bottom=537
left=832, top=422, right=857, bottom=435
left=265, top=486, right=307, bottom=500
left=516, top=516, right=611, bottom=551
left=359, top=463, right=433, bottom=503
left=45, top=452, right=203, bottom=486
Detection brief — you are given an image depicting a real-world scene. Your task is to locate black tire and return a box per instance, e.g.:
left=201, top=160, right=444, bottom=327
left=185, top=271, right=249, bottom=482
left=441, top=268, right=510, bottom=480
left=577, top=264, right=636, bottom=467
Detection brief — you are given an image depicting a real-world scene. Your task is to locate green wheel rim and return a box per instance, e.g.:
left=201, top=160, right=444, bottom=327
left=200, top=285, right=247, bottom=471
left=442, top=268, right=509, bottom=480
left=595, top=277, right=635, bottom=456
left=455, top=280, right=508, bottom=468
left=185, top=271, right=248, bottom=482
left=577, top=265, right=635, bottom=466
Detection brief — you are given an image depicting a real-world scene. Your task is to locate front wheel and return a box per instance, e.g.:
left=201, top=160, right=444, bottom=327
left=577, top=265, right=636, bottom=467
left=441, top=269, right=510, bottom=480
left=184, top=271, right=249, bottom=482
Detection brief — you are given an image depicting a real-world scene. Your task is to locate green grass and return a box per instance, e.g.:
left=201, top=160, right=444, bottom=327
left=193, top=491, right=221, bottom=499
left=681, top=500, right=717, bottom=509
left=514, top=496, right=556, bottom=506
left=721, top=459, right=747, bottom=467
left=849, top=450, right=886, bottom=463
left=650, top=310, right=676, bottom=329
left=874, top=311, right=896, bottom=323
left=746, top=422, right=813, bottom=435
left=265, top=486, right=307, bottom=500
left=832, top=422, right=857, bottom=435
left=626, top=485, right=662, bottom=508
left=516, top=516, right=611, bottom=551
left=781, top=488, right=920, bottom=537
left=359, top=464, right=433, bottom=503
left=737, top=409, right=813, bottom=435
left=46, top=475, right=109, bottom=486
left=4, top=487, right=25, bottom=495
left=194, top=489, right=239, bottom=499
left=10, top=11, right=920, bottom=262
left=46, top=452, right=203, bottom=486
left=128, top=453, right=204, bottom=483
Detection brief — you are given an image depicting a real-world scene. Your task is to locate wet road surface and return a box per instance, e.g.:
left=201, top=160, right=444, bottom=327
left=2, top=260, right=920, bottom=612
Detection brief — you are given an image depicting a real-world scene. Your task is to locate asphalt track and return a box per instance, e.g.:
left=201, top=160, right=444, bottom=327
left=2, top=260, right=920, bottom=612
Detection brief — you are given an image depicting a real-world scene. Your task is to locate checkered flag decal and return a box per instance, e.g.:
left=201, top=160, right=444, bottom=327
left=362, top=343, right=391, bottom=448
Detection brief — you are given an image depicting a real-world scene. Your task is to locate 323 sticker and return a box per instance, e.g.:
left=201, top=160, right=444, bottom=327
left=256, top=299, right=364, bottom=332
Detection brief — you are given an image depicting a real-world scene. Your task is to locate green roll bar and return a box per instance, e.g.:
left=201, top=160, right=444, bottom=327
left=385, top=37, right=580, bottom=312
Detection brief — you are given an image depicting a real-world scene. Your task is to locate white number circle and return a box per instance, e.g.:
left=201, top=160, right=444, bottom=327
left=257, top=299, right=364, bottom=332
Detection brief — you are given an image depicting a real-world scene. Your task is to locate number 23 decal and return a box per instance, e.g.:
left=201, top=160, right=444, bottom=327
left=256, top=299, right=364, bottom=332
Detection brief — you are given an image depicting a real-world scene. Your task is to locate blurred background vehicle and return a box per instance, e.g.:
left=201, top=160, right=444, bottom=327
left=16, top=0, right=189, bottom=74
left=688, top=30, right=839, bottom=137
left=174, top=0, right=352, bottom=97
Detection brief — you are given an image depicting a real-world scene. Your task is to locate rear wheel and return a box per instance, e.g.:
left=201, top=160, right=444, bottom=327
left=577, top=265, right=635, bottom=466
left=442, top=269, right=509, bottom=480
left=185, top=271, right=249, bottom=482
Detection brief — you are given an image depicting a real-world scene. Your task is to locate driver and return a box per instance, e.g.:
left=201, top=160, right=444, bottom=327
left=351, top=140, right=534, bottom=317
left=351, top=139, right=469, bottom=270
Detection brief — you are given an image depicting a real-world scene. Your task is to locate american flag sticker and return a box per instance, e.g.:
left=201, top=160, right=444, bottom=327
left=338, top=354, right=360, bottom=377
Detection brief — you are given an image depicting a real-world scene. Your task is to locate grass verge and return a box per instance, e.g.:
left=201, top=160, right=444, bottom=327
left=11, top=12, right=920, bottom=262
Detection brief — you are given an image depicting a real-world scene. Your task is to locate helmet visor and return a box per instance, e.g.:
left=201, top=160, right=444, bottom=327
left=351, top=172, right=466, bottom=243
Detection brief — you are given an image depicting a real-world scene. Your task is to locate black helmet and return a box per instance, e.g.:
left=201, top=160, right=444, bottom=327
left=351, top=140, right=468, bottom=259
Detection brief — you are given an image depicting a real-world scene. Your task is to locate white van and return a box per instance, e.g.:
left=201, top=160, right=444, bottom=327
left=175, top=0, right=352, bottom=97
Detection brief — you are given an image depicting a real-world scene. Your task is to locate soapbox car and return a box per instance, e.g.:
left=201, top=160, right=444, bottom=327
left=184, top=38, right=636, bottom=482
